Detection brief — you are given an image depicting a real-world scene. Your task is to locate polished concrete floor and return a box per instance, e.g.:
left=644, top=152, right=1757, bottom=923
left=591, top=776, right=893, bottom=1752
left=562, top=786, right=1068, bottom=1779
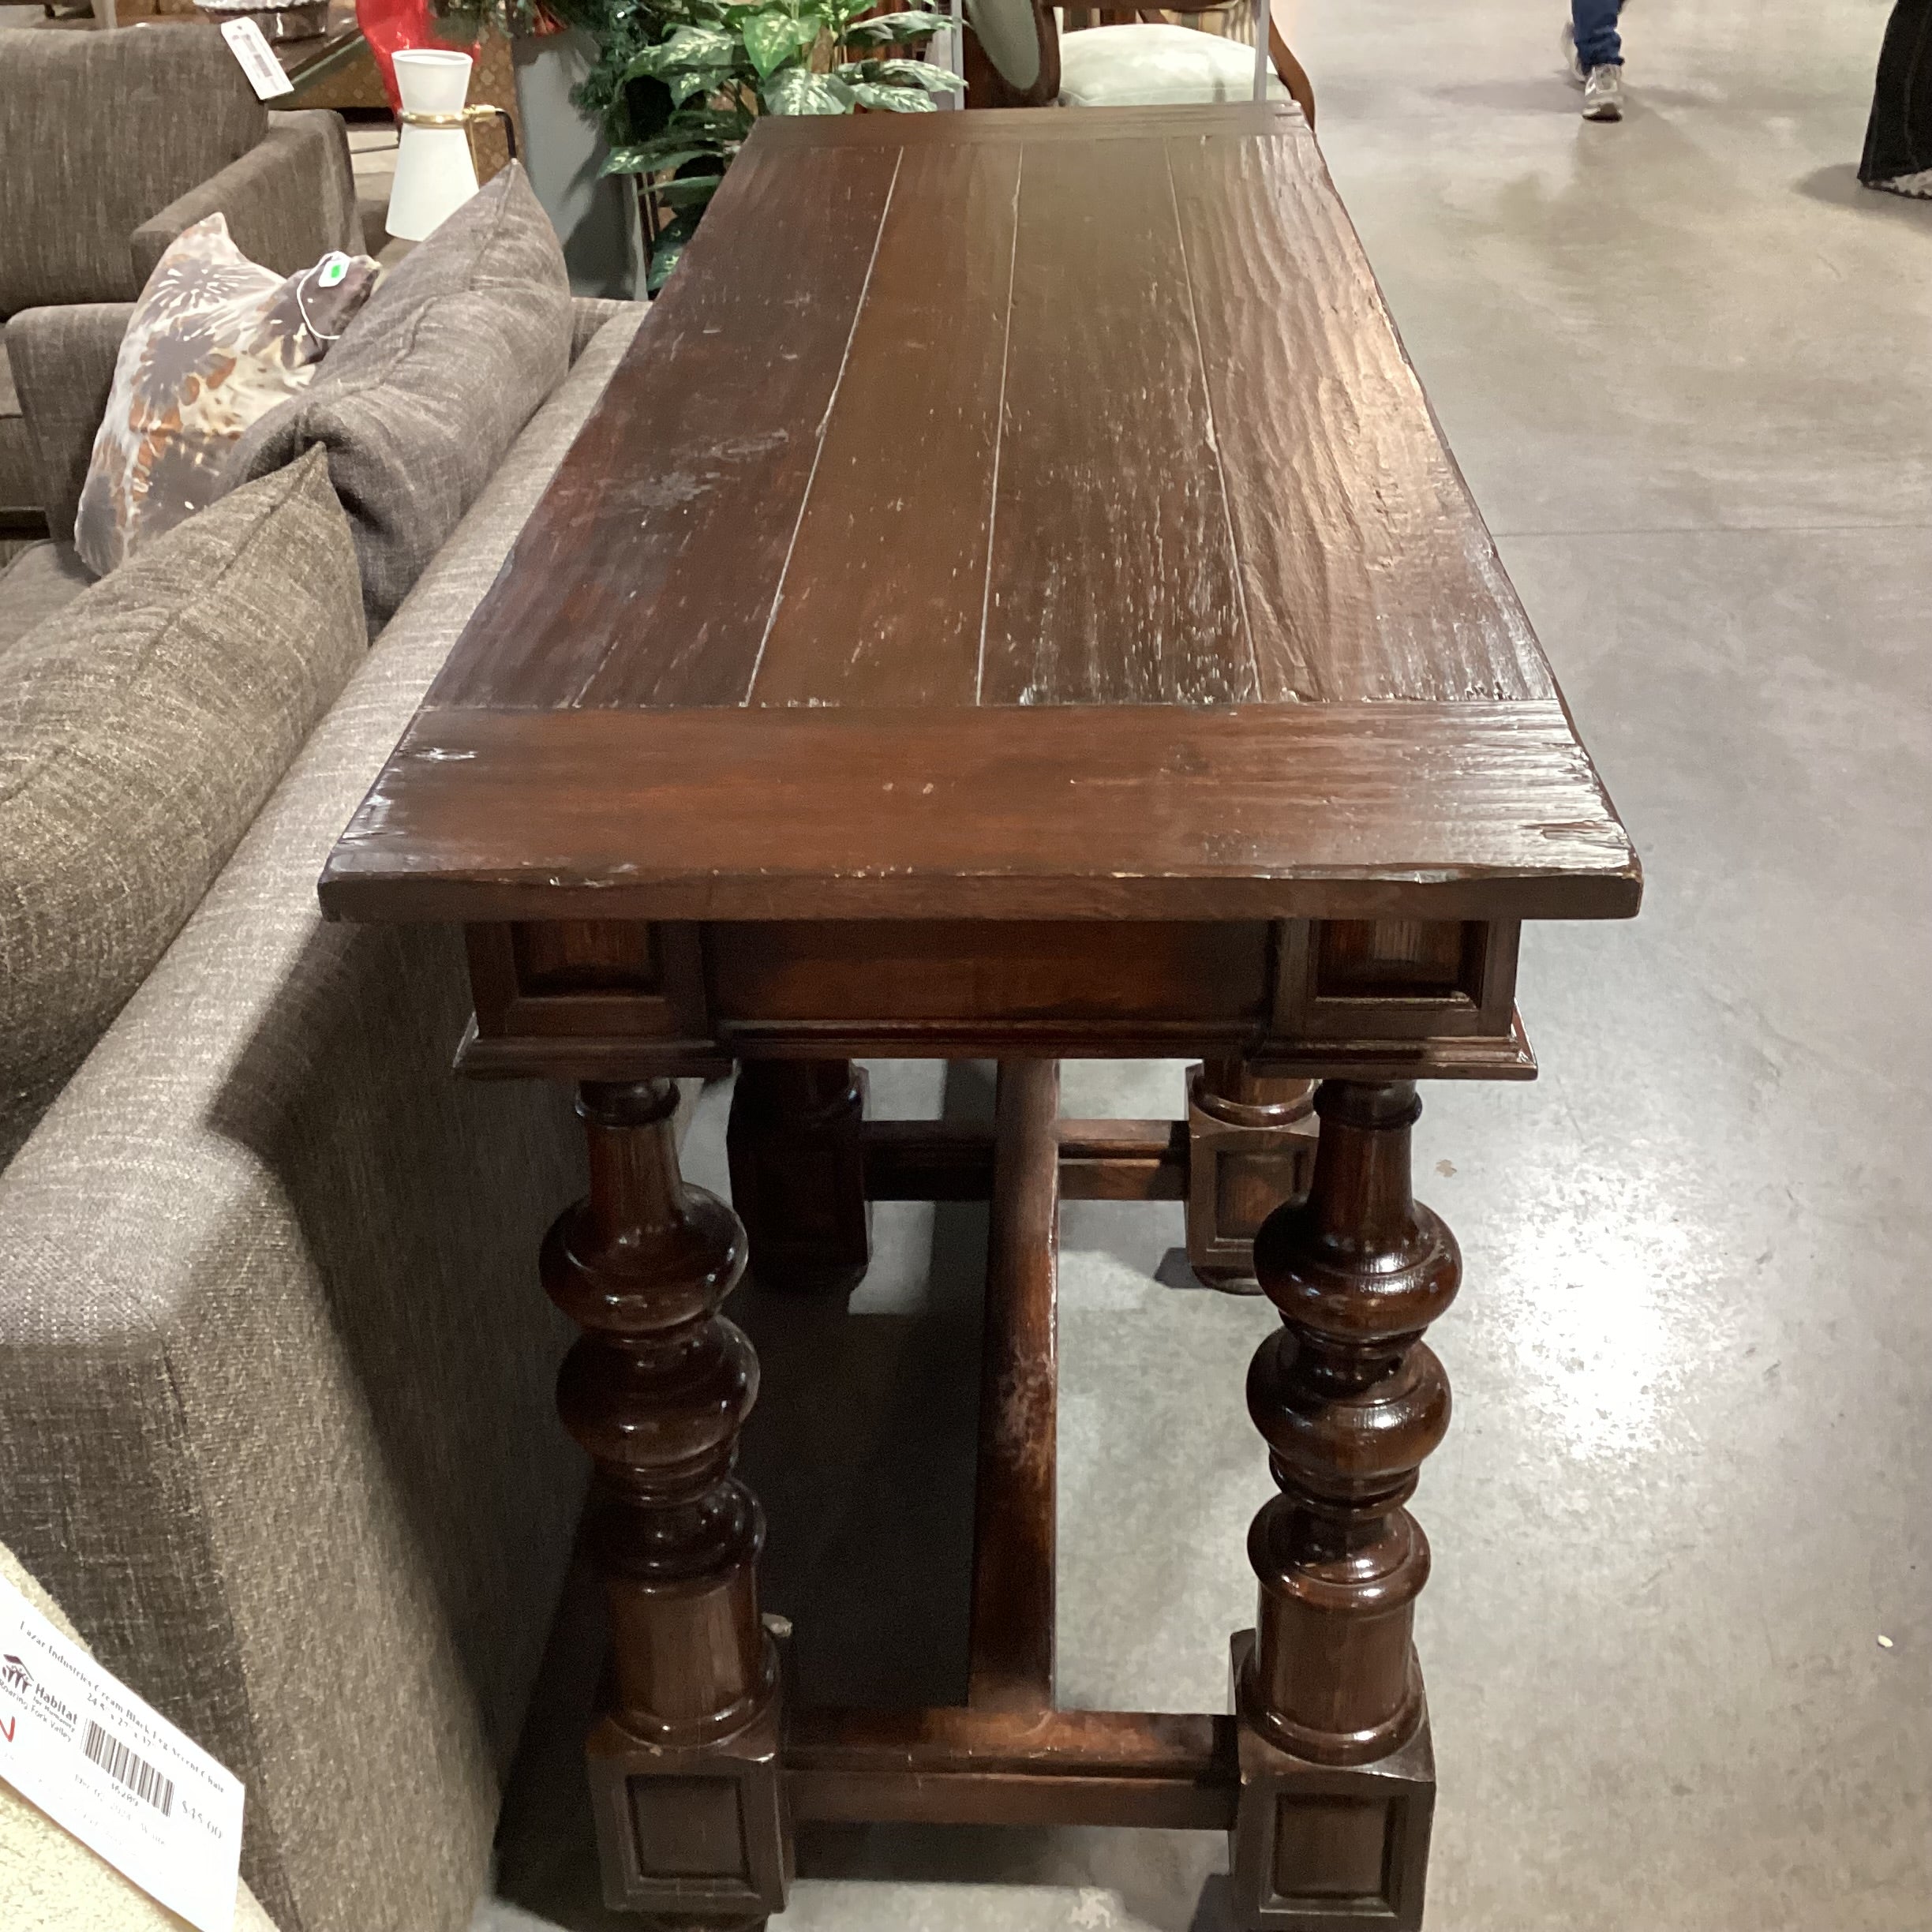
left=475, top=2, right=1932, bottom=1926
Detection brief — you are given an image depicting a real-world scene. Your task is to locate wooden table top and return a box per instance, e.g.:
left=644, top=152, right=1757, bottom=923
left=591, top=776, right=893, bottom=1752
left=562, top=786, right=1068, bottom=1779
left=321, top=103, right=1640, bottom=929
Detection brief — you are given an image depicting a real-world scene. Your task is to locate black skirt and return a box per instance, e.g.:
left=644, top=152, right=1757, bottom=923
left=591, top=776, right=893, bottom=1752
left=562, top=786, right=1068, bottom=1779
left=1863, top=0, right=1932, bottom=192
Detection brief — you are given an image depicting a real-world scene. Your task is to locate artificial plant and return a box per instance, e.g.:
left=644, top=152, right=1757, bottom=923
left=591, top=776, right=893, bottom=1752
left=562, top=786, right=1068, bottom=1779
left=432, top=0, right=959, bottom=288
left=602, top=0, right=960, bottom=286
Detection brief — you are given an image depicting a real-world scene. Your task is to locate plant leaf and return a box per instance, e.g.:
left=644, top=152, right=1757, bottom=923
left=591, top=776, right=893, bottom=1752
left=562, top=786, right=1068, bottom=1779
left=837, top=55, right=962, bottom=89
left=670, top=64, right=736, bottom=103
left=601, top=140, right=727, bottom=176
left=846, top=79, right=940, bottom=109
left=646, top=213, right=702, bottom=294
left=840, top=8, right=952, bottom=44
left=763, top=67, right=856, bottom=113
left=742, top=7, right=800, bottom=76
left=651, top=172, right=726, bottom=206
left=627, top=22, right=740, bottom=73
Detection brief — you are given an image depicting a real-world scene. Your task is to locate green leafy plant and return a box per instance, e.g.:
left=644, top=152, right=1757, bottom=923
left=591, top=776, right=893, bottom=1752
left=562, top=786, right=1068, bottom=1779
left=429, top=0, right=958, bottom=290
left=600, top=0, right=959, bottom=287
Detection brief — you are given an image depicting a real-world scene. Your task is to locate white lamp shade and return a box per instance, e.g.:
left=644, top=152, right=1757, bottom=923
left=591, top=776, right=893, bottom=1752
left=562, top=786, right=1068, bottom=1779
left=386, top=49, right=480, bottom=242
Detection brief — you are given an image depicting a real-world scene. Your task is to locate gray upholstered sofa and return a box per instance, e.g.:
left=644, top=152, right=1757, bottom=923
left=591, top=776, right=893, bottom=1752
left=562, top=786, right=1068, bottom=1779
left=0, top=185, right=647, bottom=1929
left=0, top=26, right=359, bottom=538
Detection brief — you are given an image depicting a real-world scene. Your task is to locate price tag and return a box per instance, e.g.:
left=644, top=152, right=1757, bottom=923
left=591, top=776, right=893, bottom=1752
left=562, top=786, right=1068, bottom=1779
left=220, top=18, right=296, bottom=100
left=0, top=1574, right=245, bottom=1932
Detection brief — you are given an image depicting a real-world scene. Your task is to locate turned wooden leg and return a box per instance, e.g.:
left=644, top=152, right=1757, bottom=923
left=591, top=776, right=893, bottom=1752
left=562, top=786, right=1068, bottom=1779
left=1186, top=1058, right=1318, bottom=1287
left=1230, top=1080, right=1459, bottom=1932
left=726, top=1059, right=870, bottom=1295
left=545, top=1080, right=790, bottom=1928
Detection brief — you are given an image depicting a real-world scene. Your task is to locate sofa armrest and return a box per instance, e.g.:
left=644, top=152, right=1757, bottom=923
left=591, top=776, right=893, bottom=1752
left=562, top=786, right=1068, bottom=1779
left=131, top=111, right=361, bottom=285
left=2, top=304, right=133, bottom=545
left=570, top=296, right=645, bottom=365
left=0, top=305, right=646, bottom=1930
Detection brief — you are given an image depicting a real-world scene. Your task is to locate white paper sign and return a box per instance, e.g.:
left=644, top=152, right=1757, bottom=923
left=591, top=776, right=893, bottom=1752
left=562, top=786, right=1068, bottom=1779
left=0, top=1575, right=245, bottom=1932
left=220, top=18, right=295, bottom=100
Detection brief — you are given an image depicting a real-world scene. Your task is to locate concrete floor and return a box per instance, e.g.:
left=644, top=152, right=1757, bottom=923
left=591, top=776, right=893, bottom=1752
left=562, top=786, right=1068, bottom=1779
left=475, top=2, right=1932, bottom=1927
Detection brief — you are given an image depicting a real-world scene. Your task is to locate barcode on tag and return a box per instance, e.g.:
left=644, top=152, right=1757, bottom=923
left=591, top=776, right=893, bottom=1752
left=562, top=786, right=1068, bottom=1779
left=1, top=1575, right=244, bottom=1932
left=219, top=18, right=294, bottom=99
left=84, top=1719, right=176, bottom=1818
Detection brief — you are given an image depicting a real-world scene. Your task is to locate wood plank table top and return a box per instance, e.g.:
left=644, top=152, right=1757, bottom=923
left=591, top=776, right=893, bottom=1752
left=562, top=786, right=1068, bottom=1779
left=320, top=103, right=1639, bottom=930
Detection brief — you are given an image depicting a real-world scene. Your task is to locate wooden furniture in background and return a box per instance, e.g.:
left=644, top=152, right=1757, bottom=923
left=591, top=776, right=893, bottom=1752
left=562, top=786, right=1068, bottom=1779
left=321, top=105, right=1640, bottom=1931
left=964, top=0, right=1315, bottom=125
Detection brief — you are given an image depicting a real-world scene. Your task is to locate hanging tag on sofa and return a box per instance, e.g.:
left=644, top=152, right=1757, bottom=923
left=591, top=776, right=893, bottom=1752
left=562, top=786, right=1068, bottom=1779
left=0, top=1574, right=245, bottom=1932
left=221, top=18, right=296, bottom=100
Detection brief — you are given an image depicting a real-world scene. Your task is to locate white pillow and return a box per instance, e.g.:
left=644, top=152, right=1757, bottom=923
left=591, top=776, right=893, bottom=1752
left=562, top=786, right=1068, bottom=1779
left=1058, top=23, right=1290, bottom=107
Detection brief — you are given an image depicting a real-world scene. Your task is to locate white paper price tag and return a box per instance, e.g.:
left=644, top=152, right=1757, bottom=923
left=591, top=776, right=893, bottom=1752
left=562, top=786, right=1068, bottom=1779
left=221, top=18, right=295, bottom=100
left=0, top=1574, right=245, bottom=1932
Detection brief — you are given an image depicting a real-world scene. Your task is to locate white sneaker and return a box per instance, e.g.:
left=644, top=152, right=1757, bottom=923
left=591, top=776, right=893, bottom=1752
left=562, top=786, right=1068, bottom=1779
left=1562, top=21, right=1584, bottom=82
left=1582, top=63, right=1624, bottom=120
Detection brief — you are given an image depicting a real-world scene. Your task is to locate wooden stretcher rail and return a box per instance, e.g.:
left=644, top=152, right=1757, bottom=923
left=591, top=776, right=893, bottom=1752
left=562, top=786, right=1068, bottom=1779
left=784, top=1705, right=1240, bottom=1831
left=860, top=1118, right=1188, bottom=1203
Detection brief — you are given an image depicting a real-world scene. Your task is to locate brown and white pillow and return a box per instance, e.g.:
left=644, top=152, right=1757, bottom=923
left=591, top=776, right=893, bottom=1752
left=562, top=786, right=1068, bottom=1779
left=73, top=215, right=377, bottom=578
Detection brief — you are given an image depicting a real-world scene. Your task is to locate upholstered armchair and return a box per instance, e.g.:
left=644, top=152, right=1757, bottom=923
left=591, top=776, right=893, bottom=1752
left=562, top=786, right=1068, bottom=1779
left=964, top=0, right=1314, bottom=124
left=0, top=27, right=360, bottom=537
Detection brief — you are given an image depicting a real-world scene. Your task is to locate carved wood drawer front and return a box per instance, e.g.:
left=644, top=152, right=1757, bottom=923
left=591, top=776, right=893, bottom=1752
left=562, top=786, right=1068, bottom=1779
left=466, top=922, right=710, bottom=1041
left=462, top=916, right=1526, bottom=1078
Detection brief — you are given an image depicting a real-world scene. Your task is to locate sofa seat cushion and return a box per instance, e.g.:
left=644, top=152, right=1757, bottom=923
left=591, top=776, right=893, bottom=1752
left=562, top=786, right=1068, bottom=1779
left=1057, top=24, right=1290, bottom=107
left=227, top=161, right=571, bottom=635
left=0, top=541, right=93, bottom=663
left=0, top=341, right=37, bottom=525
left=0, top=445, right=364, bottom=1163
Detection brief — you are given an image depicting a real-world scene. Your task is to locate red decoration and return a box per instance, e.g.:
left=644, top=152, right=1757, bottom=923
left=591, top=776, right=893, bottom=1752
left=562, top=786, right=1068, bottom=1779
left=354, top=0, right=466, bottom=112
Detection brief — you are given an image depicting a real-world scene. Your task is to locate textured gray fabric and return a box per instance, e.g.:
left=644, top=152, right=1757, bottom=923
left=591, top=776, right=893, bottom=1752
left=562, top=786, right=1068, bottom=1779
left=227, top=163, right=572, bottom=633
left=0, top=541, right=92, bottom=662
left=131, top=113, right=361, bottom=289
left=570, top=295, right=640, bottom=363
left=0, top=447, right=364, bottom=1165
left=0, top=31, right=267, bottom=312
left=0, top=309, right=642, bottom=1932
left=4, top=305, right=134, bottom=545
left=0, top=339, right=32, bottom=522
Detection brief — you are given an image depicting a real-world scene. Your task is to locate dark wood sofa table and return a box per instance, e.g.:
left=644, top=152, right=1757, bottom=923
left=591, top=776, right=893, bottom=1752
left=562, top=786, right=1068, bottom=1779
left=321, top=103, right=1640, bottom=1931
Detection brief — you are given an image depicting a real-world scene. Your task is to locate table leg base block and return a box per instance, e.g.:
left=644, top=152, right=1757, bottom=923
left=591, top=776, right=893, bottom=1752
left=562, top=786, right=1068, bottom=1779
left=1227, top=1634, right=1435, bottom=1932
left=586, top=1698, right=793, bottom=1926
left=1185, top=1066, right=1317, bottom=1288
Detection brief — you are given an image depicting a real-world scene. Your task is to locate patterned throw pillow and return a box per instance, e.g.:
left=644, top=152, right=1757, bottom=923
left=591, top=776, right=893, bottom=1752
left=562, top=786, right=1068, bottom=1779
left=73, top=215, right=377, bottom=578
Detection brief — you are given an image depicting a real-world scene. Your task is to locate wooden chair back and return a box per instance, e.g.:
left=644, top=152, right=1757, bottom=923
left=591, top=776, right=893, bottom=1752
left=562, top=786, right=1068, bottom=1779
left=964, top=0, right=1313, bottom=126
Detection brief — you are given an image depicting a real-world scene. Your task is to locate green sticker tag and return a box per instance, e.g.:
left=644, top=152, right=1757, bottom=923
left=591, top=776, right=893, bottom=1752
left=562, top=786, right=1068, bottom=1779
left=317, top=254, right=349, bottom=288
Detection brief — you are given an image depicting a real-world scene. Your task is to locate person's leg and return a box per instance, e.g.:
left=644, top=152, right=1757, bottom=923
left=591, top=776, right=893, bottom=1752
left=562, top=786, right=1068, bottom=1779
left=1863, top=0, right=1932, bottom=189
left=1572, top=0, right=1623, bottom=68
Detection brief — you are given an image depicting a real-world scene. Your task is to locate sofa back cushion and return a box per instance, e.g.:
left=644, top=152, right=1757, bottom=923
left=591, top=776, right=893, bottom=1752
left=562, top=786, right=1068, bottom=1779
left=0, top=447, right=364, bottom=1165
left=225, top=163, right=572, bottom=634
left=0, top=31, right=268, bottom=313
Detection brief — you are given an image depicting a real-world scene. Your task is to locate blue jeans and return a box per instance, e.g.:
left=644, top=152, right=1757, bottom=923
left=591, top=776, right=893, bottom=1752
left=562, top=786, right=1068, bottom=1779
left=1572, top=0, right=1623, bottom=67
